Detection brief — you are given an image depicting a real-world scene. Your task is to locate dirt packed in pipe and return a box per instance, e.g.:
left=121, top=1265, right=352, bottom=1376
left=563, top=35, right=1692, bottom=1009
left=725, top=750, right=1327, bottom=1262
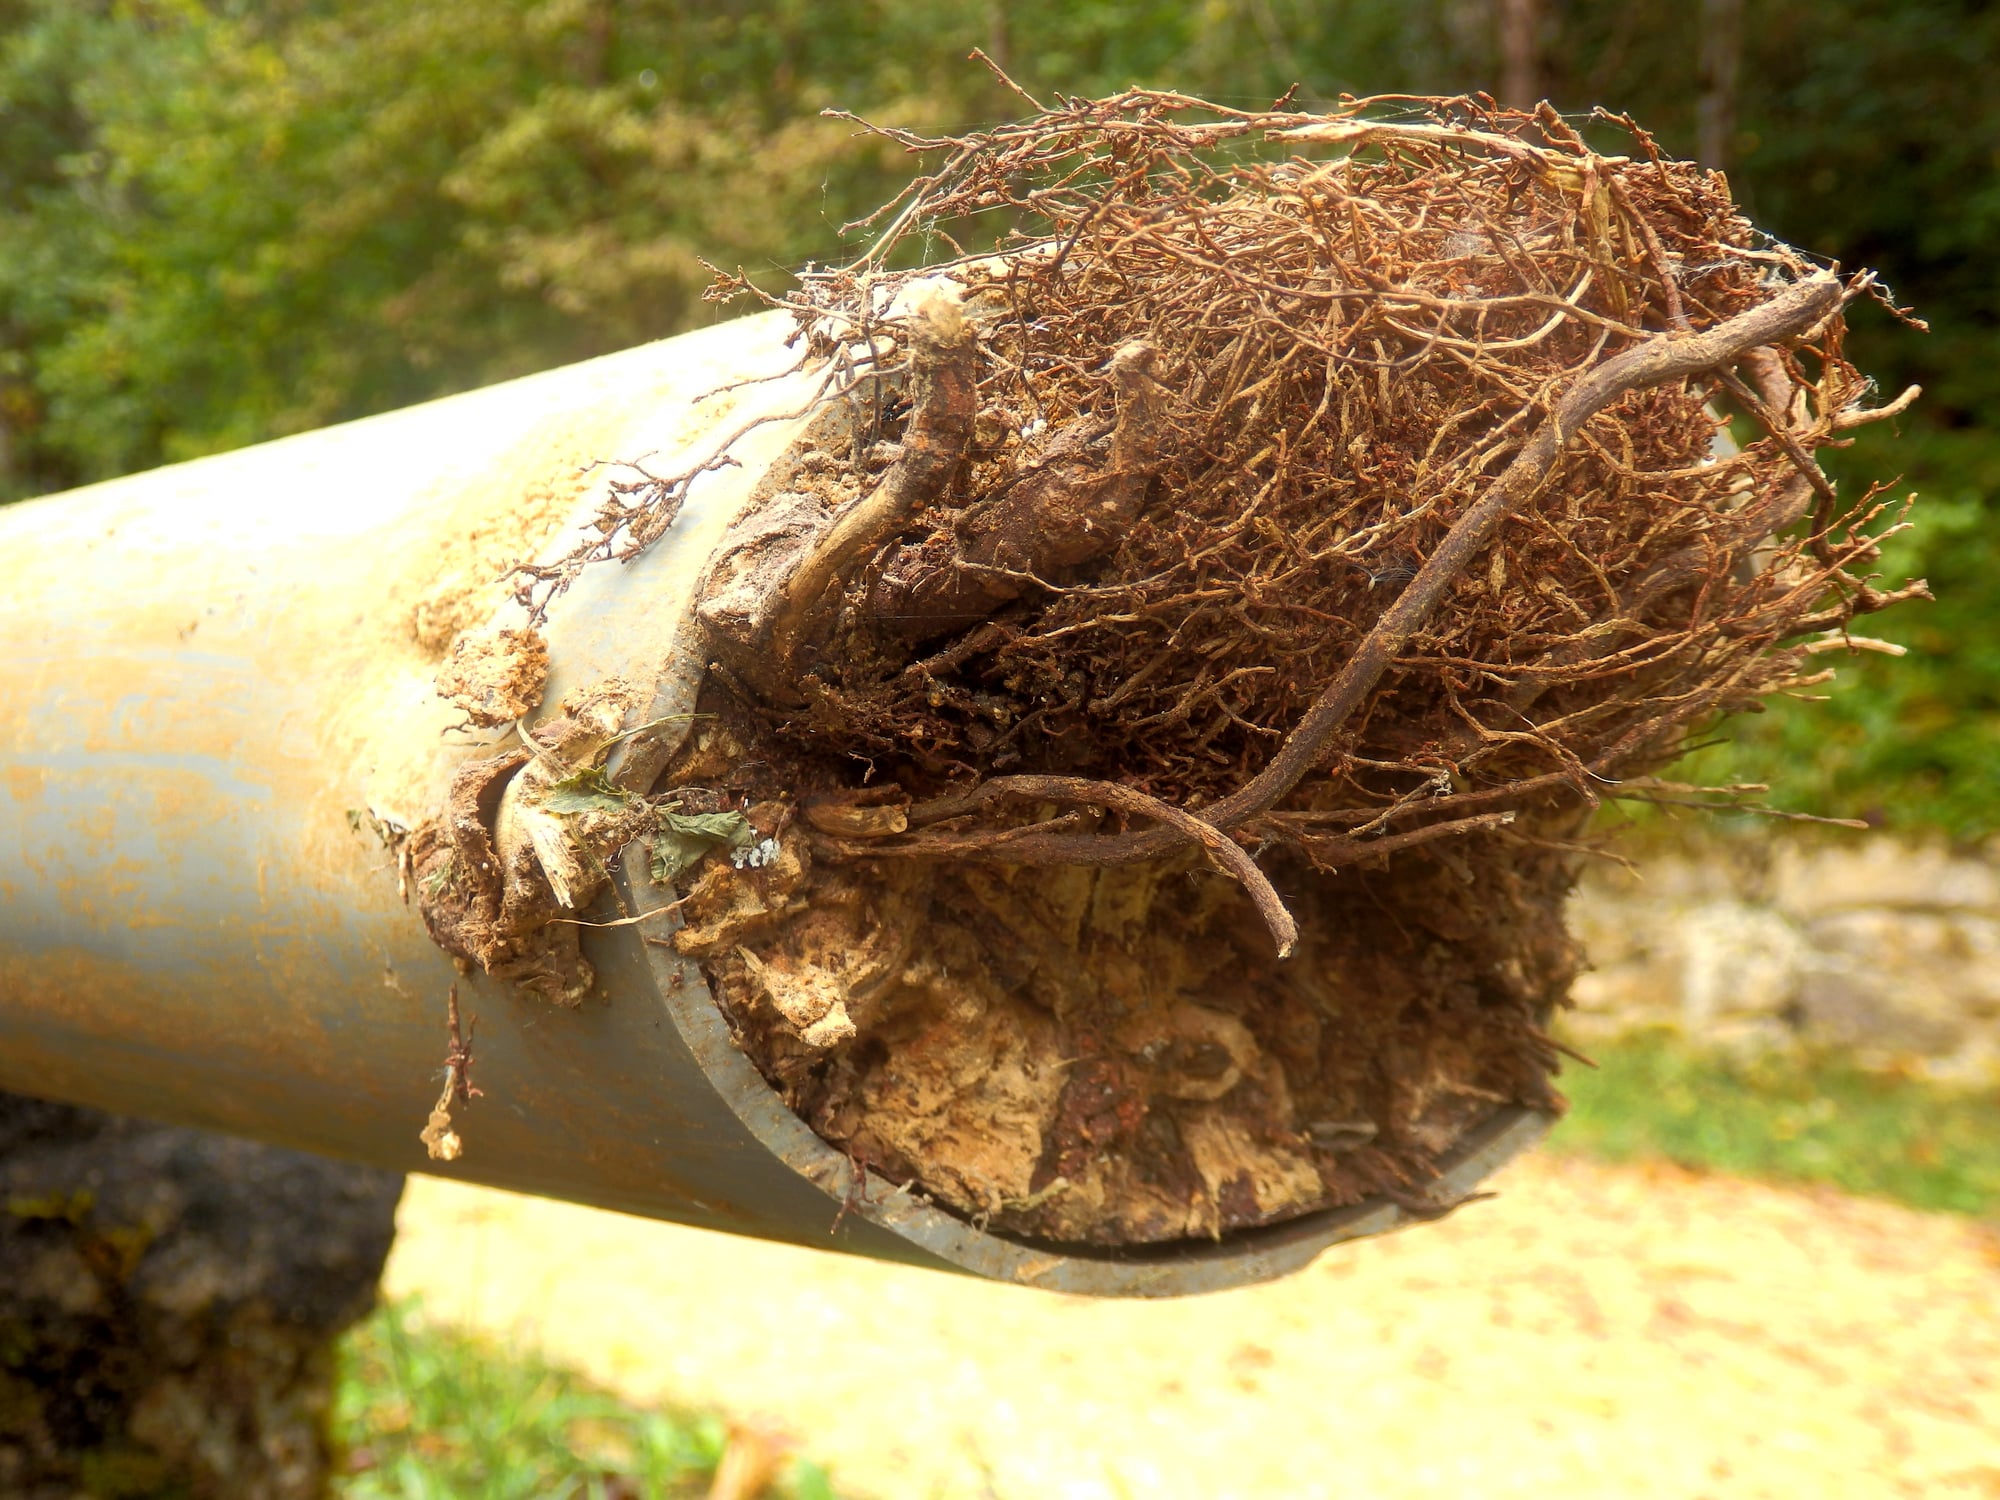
left=415, top=87, right=1923, bottom=1246
left=659, top=697, right=1573, bottom=1244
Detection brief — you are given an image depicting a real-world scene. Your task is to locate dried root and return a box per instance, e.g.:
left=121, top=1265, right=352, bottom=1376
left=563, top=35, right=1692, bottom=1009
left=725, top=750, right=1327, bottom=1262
left=431, top=86, right=1926, bottom=1249
left=687, top=89, right=1922, bottom=886
left=418, top=984, right=481, bottom=1162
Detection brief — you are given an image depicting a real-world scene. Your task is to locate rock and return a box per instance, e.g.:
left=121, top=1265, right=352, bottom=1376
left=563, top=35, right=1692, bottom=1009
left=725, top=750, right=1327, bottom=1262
left=1796, top=909, right=1988, bottom=1058
left=1676, top=901, right=1808, bottom=1029
left=1796, top=966, right=1969, bottom=1058
left=1771, top=840, right=2000, bottom=918
left=1952, top=916, right=2000, bottom=1015
left=1564, top=836, right=2000, bottom=1078
left=1565, top=876, right=1684, bottom=1036
left=0, top=1092, right=403, bottom=1500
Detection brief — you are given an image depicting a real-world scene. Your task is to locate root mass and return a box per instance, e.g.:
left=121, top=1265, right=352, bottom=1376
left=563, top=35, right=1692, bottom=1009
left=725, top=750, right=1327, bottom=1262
left=426, top=87, right=1925, bottom=1250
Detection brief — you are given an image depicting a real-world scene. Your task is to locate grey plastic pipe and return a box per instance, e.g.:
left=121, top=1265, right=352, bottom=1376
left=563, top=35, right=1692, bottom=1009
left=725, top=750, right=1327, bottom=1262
left=0, top=311, right=1550, bottom=1295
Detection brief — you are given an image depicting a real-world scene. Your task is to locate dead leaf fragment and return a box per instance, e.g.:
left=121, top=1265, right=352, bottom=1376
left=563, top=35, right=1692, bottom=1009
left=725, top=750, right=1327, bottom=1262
left=651, top=806, right=757, bottom=884
left=542, top=767, right=634, bottom=815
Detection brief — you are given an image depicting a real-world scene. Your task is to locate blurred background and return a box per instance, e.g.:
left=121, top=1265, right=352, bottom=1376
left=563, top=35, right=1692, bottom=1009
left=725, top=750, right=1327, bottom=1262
left=1, top=3, right=1995, bottom=1496
left=2, top=0, right=1994, bottom=830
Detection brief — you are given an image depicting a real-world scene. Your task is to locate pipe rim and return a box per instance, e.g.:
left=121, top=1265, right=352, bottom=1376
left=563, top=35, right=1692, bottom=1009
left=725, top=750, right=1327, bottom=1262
left=614, top=859, right=1553, bottom=1298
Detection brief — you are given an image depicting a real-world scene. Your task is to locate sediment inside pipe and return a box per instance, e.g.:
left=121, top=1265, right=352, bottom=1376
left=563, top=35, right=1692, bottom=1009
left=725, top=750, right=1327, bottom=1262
left=657, top=693, right=1574, bottom=1247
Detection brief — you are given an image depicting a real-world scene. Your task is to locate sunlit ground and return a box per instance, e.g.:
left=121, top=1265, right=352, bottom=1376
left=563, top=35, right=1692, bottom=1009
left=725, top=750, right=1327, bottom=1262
left=335, top=1036, right=2000, bottom=1499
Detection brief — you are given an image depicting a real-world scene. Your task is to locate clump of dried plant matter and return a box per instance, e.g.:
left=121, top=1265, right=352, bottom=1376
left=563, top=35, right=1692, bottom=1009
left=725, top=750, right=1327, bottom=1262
left=446, top=83, right=1926, bottom=1248
left=690, top=87, right=1925, bottom=915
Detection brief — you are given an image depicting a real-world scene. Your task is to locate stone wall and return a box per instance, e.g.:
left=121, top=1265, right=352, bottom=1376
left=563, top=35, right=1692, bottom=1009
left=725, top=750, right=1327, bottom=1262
left=1565, top=834, right=2000, bottom=1080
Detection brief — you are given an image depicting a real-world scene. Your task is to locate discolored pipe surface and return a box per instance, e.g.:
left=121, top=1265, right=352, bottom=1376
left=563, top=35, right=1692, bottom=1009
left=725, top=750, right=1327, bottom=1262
left=0, top=312, right=1551, bottom=1295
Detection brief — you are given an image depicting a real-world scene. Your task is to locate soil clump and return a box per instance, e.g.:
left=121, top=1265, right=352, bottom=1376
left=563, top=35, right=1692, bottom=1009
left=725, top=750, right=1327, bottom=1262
left=664, top=697, right=1572, bottom=1245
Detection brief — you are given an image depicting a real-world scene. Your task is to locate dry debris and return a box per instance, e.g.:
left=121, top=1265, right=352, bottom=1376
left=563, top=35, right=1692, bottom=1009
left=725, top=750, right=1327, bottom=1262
left=412, top=678, right=649, bottom=1006
left=434, top=625, right=550, bottom=728
left=423, top=86, right=1926, bottom=1247
left=419, top=983, right=482, bottom=1162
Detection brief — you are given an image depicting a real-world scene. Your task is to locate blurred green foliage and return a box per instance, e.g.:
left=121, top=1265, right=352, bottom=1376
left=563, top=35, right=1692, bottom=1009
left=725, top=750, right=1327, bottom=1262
left=334, top=1297, right=841, bottom=1499
left=0, top=0, right=1990, bottom=830
left=1554, top=1030, right=2000, bottom=1219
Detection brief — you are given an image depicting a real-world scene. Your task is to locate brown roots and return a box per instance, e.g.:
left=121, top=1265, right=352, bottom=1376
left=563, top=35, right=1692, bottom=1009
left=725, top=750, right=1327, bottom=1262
left=687, top=91, right=1922, bottom=871
left=443, top=87, right=1925, bottom=1250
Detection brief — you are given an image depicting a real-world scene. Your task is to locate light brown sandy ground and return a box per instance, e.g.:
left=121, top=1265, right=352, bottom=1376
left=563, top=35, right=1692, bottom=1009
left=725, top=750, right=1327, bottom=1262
left=386, top=1153, right=2000, bottom=1499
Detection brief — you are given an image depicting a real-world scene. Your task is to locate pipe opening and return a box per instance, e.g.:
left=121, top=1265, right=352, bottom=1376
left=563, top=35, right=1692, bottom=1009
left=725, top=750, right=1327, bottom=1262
left=398, top=85, right=1920, bottom=1277
left=652, top=690, right=1572, bottom=1248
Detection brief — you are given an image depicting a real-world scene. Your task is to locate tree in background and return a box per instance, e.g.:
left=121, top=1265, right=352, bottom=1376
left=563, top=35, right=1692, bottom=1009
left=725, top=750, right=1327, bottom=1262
left=0, top=0, right=952, bottom=489
left=0, top=0, right=1990, bottom=833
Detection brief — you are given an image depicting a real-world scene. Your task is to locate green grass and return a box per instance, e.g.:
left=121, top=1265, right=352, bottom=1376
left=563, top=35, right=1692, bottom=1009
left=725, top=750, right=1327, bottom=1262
left=333, top=1301, right=839, bottom=1500
left=1552, top=1029, right=2000, bottom=1218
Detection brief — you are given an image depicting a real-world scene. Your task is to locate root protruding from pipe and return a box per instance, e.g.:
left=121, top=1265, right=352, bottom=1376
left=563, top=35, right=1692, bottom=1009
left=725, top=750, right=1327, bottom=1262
left=423, top=87, right=1925, bottom=1253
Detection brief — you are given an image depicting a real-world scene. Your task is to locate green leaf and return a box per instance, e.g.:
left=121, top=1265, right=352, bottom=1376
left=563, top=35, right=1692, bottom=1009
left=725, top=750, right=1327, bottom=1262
left=648, top=807, right=755, bottom=885
left=661, top=809, right=757, bottom=846
left=541, top=768, right=632, bottom=815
